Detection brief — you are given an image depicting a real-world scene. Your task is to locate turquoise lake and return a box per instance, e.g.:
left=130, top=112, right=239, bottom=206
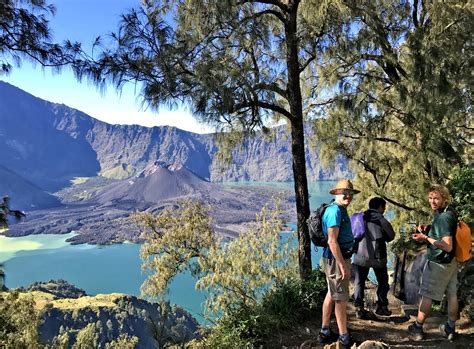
left=0, top=181, right=336, bottom=323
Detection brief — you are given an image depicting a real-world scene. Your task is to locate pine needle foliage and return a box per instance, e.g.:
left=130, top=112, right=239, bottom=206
left=447, top=165, right=473, bottom=222
left=311, top=0, right=473, bottom=228
left=0, top=0, right=81, bottom=74
left=134, top=199, right=297, bottom=320
left=72, top=0, right=352, bottom=279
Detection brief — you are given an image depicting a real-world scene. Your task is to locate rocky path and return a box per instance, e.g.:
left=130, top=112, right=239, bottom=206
left=266, top=285, right=474, bottom=348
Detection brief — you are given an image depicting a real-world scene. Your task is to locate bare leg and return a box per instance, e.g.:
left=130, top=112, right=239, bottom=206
left=417, top=296, right=432, bottom=323
left=447, top=295, right=459, bottom=322
left=334, top=300, right=348, bottom=334
left=322, top=290, right=334, bottom=327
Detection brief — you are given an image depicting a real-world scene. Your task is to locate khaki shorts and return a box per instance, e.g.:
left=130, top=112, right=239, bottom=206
left=419, top=258, right=458, bottom=301
left=321, top=257, right=351, bottom=301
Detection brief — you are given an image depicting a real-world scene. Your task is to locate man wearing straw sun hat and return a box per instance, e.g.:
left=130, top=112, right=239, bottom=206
left=318, top=179, right=359, bottom=348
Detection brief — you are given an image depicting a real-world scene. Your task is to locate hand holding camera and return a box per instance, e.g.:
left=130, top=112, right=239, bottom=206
left=412, top=224, right=430, bottom=242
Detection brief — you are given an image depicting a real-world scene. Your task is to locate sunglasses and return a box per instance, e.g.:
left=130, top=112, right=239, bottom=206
left=341, top=189, right=355, bottom=196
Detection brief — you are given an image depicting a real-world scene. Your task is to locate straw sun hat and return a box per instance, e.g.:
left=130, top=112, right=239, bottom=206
left=329, top=179, right=361, bottom=195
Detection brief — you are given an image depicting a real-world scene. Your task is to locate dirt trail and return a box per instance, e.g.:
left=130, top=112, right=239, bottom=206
left=266, top=287, right=474, bottom=348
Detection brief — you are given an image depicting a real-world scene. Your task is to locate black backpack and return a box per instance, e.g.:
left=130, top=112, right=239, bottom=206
left=306, top=203, right=332, bottom=248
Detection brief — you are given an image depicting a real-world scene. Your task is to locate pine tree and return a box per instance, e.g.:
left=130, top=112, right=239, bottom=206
left=72, top=0, right=343, bottom=279
left=312, top=0, right=473, bottom=225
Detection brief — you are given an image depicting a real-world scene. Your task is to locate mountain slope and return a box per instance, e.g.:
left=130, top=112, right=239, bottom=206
left=0, top=81, right=350, bottom=192
left=0, top=165, right=60, bottom=210
left=93, top=162, right=211, bottom=204
left=8, top=162, right=295, bottom=243
left=0, top=82, right=100, bottom=191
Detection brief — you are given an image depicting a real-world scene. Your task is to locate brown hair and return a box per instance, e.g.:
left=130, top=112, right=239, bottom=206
left=428, top=184, right=451, bottom=203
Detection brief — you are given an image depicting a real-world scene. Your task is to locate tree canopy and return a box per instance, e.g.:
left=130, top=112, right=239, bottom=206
left=311, top=0, right=473, bottom=225
left=0, top=0, right=78, bottom=75
left=135, top=199, right=296, bottom=318
left=72, top=0, right=347, bottom=279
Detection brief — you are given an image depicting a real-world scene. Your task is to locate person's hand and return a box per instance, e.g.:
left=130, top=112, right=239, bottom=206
left=416, top=224, right=430, bottom=233
left=412, top=232, right=427, bottom=242
left=338, top=262, right=350, bottom=280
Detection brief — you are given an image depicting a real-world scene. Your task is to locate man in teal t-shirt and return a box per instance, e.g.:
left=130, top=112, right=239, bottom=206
left=408, top=185, right=458, bottom=341
left=322, top=204, right=354, bottom=260
left=318, top=179, right=357, bottom=348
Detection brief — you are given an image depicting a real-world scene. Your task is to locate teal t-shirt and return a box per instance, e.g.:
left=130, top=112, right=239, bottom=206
left=427, top=206, right=457, bottom=263
left=322, top=204, right=354, bottom=259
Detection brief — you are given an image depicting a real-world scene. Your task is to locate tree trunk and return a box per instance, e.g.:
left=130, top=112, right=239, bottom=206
left=285, top=2, right=312, bottom=280
left=290, top=119, right=312, bottom=280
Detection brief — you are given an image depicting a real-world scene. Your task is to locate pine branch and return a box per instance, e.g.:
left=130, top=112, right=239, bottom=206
left=413, top=0, right=419, bottom=28
left=342, top=134, right=400, bottom=144
left=242, top=8, right=286, bottom=23
left=237, top=0, right=289, bottom=13
left=252, top=82, right=288, bottom=99
left=234, top=100, right=293, bottom=121
left=382, top=195, right=419, bottom=212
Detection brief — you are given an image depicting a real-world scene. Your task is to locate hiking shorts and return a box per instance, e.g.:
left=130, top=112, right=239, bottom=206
left=419, top=258, right=458, bottom=301
left=321, top=257, right=351, bottom=301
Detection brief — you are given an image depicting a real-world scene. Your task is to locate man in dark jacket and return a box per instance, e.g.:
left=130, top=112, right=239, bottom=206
left=352, top=197, right=395, bottom=317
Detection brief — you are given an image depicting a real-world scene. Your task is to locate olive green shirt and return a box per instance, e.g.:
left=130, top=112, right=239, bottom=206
left=427, top=206, right=457, bottom=264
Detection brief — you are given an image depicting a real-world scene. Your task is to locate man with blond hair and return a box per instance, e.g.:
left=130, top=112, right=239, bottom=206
left=318, top=179, right=358, bottom=348
left=408, top=184, right=458, bottom=341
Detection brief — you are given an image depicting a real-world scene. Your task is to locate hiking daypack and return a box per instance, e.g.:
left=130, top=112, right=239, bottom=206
left=350, top=212, right=366, bottom=240
left=455, top=220, right=472, bottom=263
left=306, top=204, right=331, bottom=248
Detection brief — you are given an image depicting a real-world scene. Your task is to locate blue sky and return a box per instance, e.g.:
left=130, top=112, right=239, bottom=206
left=0, top=0, right=211, bottom=134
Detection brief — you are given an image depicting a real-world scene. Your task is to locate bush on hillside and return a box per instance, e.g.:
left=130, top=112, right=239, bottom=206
left=0, top=291, right=43, bottom=348
left=195, top=268, right=327, bottom=348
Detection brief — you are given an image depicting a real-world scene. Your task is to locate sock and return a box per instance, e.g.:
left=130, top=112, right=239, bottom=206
left=415, top=320, right=424, bottom=328
left=320, top=326, right=330, bottom=335
left=339, top=332, right=350, bottom=344
left=447, top=319, right=455, bottom=331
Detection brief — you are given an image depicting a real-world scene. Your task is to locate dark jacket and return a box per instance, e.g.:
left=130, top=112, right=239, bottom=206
left=353, top=209, right=395, bottom=268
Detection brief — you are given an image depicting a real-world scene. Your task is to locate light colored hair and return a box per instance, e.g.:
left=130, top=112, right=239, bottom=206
left=428, top=184, right=451, bottom=203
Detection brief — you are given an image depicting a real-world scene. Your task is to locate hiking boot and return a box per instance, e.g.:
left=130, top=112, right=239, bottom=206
left=338, top=333, right=355, bottom=348
left=356, top=306, right=367, bottom=319
left=356, top=307, right=376, bottom=320
left=317, top=328, right=339, bottom=344
left=439, top=323, right=455, bottom=341
left=408, top=322, right=424, bottom=341
left=375, top=305, right=392, bottom=316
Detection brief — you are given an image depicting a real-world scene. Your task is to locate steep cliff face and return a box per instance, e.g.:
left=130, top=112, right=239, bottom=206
left=15, top=280, right=199, bottom=348
left=0, top=83, right=100, bottom=191
left=0, top=81, right=350, bottom=192
left=85, top=122, right=214, bottom=181
left=206, top=127, right=349, bottom=182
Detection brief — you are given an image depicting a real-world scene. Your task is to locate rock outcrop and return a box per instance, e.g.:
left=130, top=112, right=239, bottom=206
left=15, top=280, right=200, bottom=348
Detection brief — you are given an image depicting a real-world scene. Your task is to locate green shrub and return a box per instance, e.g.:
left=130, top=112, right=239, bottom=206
left=0, top=291, right=43, bottom=348
left=447, top=166, right=473, bottom=223
left=198, top=268, right=327, bottom=347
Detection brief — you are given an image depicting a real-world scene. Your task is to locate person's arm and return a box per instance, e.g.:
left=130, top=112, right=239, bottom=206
left=380, top=218, right=395, bottom=242
left=327, top=226, right=350, bottom=280
left=413, top=232, right=453, bottom=252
